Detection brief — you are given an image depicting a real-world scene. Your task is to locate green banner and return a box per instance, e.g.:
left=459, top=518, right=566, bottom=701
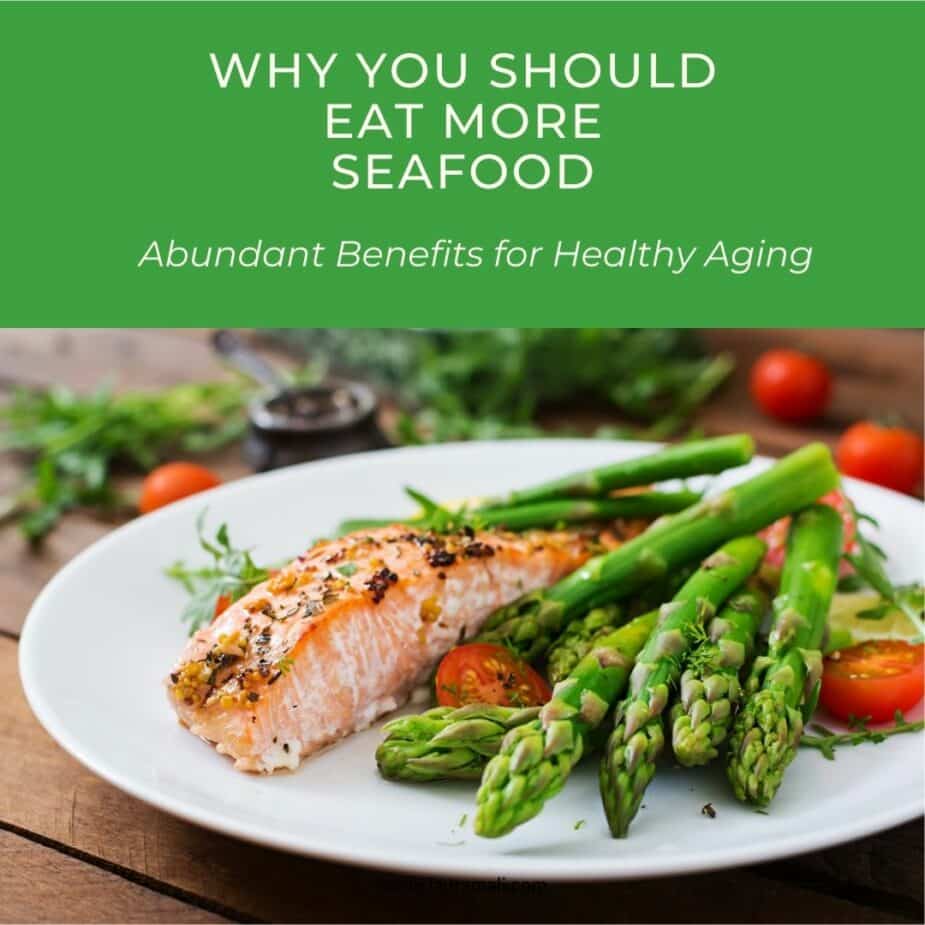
left=1, top=1, right=921, bottom=325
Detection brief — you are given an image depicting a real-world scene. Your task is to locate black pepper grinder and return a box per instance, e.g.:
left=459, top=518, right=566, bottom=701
left=212, top=330, right=390, bottom=471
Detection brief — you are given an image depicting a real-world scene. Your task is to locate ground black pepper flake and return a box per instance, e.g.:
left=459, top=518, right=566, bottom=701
left=365, top=567, right=400, bottom=603
left=462, top=541, right=495, bottom=559
left=427, top=548, right=457, bottom=568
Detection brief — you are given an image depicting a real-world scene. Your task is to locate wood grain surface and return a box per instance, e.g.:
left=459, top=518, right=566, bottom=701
left=0, top=830, right=227, bottom=924
left=1, top=328, right=922, bottom=924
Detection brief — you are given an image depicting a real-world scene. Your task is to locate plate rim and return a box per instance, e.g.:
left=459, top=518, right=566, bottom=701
left=17, top=438, right=925, bottom=881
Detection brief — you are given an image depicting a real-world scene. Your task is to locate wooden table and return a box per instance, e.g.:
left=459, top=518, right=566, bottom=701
left=1, top=329, right=922, bottom=924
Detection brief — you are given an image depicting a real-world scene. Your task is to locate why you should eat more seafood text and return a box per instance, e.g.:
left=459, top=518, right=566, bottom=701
left=209, top=51, right=717, bottom=190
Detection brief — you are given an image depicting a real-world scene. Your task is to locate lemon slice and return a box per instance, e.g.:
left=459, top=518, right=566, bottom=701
left=827, top=589, right=922, bottom=644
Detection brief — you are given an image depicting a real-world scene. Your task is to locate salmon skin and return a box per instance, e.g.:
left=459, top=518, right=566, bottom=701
left=167, top=525, right=608, bottom=773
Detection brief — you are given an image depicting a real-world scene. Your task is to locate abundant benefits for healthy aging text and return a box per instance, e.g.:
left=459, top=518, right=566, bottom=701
left=137, top=239, right=814, bottom=276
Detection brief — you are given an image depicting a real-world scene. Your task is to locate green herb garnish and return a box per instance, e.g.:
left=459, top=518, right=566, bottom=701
left=1, top=381, right=249, bottom=543
left=801, top=710, right=924, bottom=761
left=270, top=329, right=732, bottom=444
left=276, top=656, right=295, bottom=675
left=165, top=511, right=269, bottom=634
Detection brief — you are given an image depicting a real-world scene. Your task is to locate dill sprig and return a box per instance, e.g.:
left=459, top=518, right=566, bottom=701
left=681, top=620, right=717, bottom=675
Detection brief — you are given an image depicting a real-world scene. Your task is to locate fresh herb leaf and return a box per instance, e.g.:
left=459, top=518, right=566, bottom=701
left=336, top=563, right=358, bottom=577
left=801, top=711, right=923, bottom=759
left=844, top=507, right=925, bottom=639
left=271, top=329, right=730, bottom=443
left=166, top=512, right=269, bottom=634
left=856, top=604, right=892, bottom=621
left=276, top=656, right=295, bottom=675
left=1, top=381, right=250, bottom=543
left=403, top=486, right=462, bottom=533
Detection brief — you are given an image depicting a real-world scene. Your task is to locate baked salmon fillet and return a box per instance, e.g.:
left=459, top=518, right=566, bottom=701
left=167, top=525, right=606, bottom=772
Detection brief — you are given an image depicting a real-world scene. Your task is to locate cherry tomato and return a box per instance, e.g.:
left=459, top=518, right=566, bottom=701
left=820, top=640, right=924, bottom=723
left=749, top=349, right=832, bottom=423
left=837, top=422, right=924, bottom=495
left=139, top=462, right=222, bottom=513
left=435, top=643, right=552, bottom=708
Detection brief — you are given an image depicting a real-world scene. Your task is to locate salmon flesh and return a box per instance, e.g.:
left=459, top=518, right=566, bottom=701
left=167, top=525, right=604, bottom=772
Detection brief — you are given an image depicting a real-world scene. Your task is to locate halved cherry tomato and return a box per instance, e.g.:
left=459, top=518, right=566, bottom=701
left=139, top=462, right=222, bottom=513
left=749, top=349, right=832, bottom=423
left=820, top=640, right=924, bottom=723
left=837, top=421, right=924, bottom=495
left=435, top=643, right=552, bottom=708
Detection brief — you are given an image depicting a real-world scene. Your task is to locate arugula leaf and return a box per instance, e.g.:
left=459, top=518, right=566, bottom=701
left=845, top=530, right=925, bottom=639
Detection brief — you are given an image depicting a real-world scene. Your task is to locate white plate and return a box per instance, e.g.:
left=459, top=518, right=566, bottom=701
left=19, top=440, right=925, bottom=881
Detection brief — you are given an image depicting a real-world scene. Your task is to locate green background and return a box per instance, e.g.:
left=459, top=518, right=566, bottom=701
left=1, top=1, right=922, bottom=326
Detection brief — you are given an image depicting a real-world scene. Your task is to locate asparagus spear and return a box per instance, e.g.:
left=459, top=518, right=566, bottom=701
left=337, top=490, right=701, bottom=535
left=340, top=434, right=753, bottom=534
left=670, top=585, right=768, bottom=766
left=546, top=604, right=625, bottom=685
left=599, top=535, right=767, bottom=837
left=727, top=504, right=843, bottom=806
left=474, top=609, right=660, bottom=837
left=376, top=704, right=541, bottom=782
left=545, top=568, right=696, bottom=684
left=477, top=443, right=839, bottom=661
left=481, top=434, right=755, bottom=507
